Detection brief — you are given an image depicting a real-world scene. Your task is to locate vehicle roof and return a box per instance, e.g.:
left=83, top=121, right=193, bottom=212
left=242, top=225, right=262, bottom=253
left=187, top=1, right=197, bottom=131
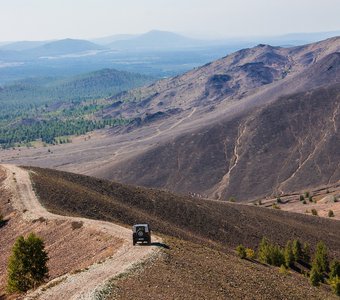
left=133, top=224, right=149, bottom=227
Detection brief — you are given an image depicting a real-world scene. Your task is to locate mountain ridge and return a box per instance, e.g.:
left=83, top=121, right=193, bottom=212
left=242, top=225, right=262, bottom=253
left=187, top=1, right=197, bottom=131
left=1, top=37, right=339, bottom=202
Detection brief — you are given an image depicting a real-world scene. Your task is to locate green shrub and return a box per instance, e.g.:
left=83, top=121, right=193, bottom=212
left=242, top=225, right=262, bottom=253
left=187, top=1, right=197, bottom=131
left=329, top=276, right=340, bottom=296
left=328, top=210, right=335, bottom=218
left=258, top=237, right=271, bottom=264
left=292, top=239, right=303, bottom=262
left=308, top=196, right=313, bottom=202
left=7, top=233, right=49, bottom=293
left=257, top=237, right=284, bottom=267
left=236, top=245, right=246, bottom=259
left=272, top=203, right=281, bottom=209
left=329, top=260, right=340, bottom=280
left=311, top=209, right=318, bottom=216
left=312, top=241, right=329, bottom=277
left=302, top=200, right=307, bottom=204
left=303, top=242, right=311, bottom=263
left=246, top=248, right=255, bottom=259
left=279, top=264, right=289, bottom=275
left=284, top=240, right=295, bottom=267
left=304, top=191, right=310, bottom=198
left=310, top=266, right=322, bottom=286
left=276, top=197, right=282, bottom=204
left=229, top=197, right=236, bottom=203
left=299, top=195, right=305, bottom=201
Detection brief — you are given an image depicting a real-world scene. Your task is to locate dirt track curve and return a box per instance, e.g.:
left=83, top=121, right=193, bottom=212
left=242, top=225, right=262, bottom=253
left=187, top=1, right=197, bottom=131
left=1, top=164, right=161, bottom=300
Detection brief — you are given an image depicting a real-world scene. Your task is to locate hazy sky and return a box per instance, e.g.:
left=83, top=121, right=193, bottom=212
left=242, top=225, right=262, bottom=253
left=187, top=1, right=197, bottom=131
left=1, top=0, right=340, bottom=41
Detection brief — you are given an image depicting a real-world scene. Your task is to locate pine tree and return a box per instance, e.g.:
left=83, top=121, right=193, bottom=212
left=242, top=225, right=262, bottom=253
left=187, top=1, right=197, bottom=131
left=329, top=260, right=340, bottom=280
left=303, top=242, right=311, bottom=263
left=310, top=266, right=322, bottom=286
left=7, top=233, right=49, bottom=293
left=292, top=239, right=302, bottom=262
left=314, top=241, right=329, bottom=274
left=258, top=237, right=271, bottom=264
left=284, top=240, right=294, bottom=267
left=236, top=245, right=246, bottom=259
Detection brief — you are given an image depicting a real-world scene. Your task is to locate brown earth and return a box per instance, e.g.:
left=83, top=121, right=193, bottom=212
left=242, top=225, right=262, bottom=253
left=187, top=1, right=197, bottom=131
left=0, top=165, right=160, bottom=299
left=0, top=167, right=120, bottom=299
left=3, top=166, right=340, bottom=299
left=257, top=181, right=340, bottom=220
left=26, top=167, right=340, bottom=258
left=111, top=237, right=337, bottom=300
left=101, top=69, right=340, bottom=202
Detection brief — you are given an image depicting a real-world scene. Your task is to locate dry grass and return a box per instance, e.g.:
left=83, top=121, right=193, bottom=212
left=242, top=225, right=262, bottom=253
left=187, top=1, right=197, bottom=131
left=111, top=237, right=337, bottom=300
left=27, top=167, right=340, bottom=258
left=9, top=166, right=339, bottom=299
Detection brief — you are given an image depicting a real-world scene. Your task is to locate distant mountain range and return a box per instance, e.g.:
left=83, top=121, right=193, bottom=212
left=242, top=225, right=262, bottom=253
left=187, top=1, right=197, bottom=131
left=24, top=39, right=105, bottom=58
left=10, top=36, right=339, bottom=202
left=1, top=30, right=339, bottom=85
left=105, top=30, right=204, bottom=50
left=2, top=29, right=340, bottom=54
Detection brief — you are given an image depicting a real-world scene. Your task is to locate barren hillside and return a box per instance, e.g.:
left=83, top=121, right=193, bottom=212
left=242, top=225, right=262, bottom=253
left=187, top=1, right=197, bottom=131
left=0, top=166, right=160, bottom=299
left=23, top=166, right=340, bottom=299
left=0, top=37, right=339, bottom=201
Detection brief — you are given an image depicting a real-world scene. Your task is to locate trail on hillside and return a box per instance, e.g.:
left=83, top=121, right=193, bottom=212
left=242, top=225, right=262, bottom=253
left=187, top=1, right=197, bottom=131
left=2, top=164, right=161, bottom=300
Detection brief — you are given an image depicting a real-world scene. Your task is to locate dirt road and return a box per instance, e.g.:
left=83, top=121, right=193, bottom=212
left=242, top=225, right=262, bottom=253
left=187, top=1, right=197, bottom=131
left=1, top=164, right=161, bottom=300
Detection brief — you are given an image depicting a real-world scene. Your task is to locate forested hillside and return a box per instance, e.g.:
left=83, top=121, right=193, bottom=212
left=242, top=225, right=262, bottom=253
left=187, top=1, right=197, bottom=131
left=0, top=68, right=153, bottom=148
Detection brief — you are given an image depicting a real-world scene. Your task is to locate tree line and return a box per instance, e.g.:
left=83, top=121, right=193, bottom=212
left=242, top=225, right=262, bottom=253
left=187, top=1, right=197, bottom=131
left=0, top=117, right=129, bottom=148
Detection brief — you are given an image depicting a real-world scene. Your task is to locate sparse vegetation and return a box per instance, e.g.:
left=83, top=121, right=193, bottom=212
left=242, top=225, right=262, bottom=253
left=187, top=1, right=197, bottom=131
left=246, top=248, right=255, bottom=259
left=236, top=245, right=246, bottom=259
left=310, top=266, right=322, bottom=286
left=272, top=203, right=281, bottom=209
left=299, top=195, right=305, bottom=201
left=329, top=276, right=340, bottom=296
left=329, top=260, right=340, bottom=280
left=71, top=221, right=83, bottom=230
left=229, top=197, right=236, bottom=202
left=257, top=237, right=284, bottom=267
left=311, top=209, right=318, bottom=216
left=284, top=240, right=294, bottom=267
left=328, top=210, right=335, bottom=218
left=279, top=264, right=289, bottom=275
left=292, top=239, right=303, bottom=262
left=235, top=237, right=340, bottom=295
left=309, top=241, right=329, bottom=287
left=303, top=242, right=311, bottom=263
left=7, top=233, right=49, bottom=293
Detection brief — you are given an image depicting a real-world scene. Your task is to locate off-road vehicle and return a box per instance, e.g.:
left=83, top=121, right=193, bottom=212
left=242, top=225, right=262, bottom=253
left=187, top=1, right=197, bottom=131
left=132, top=224, right=151, bottom=245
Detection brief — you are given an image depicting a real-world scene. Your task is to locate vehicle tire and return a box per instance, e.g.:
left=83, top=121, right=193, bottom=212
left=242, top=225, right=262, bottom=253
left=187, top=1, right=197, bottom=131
left=133, top=240, right=136, bottom=246
left=147, top=237, right=151, bottom=245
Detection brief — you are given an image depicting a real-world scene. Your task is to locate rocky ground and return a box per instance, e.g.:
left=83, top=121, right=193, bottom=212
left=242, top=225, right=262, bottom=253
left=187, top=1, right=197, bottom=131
left=0, top=165, right=160, bottom=299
